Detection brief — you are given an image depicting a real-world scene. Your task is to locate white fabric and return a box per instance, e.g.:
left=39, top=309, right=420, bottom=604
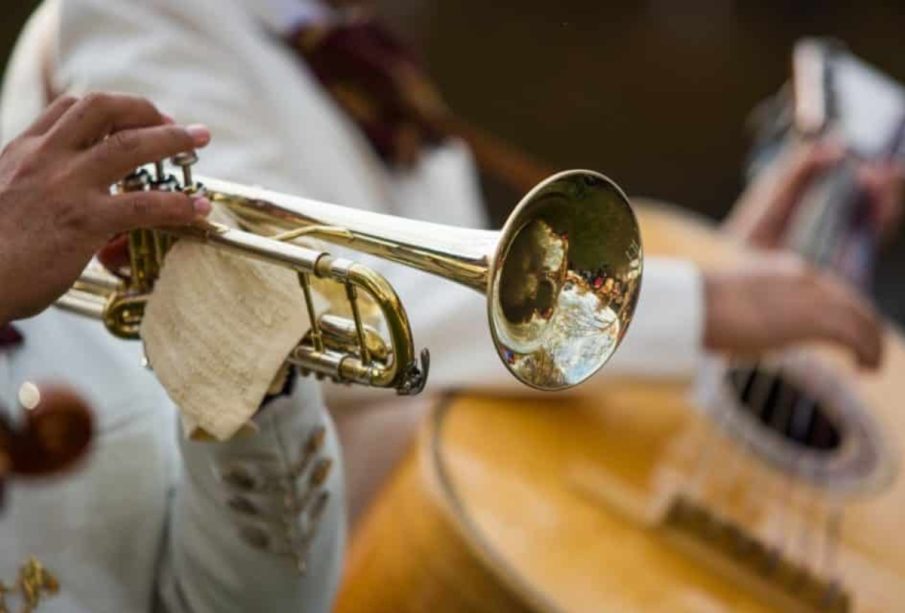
left=141, top=239, right=324, bottom=441
left=253, top=0, right=336, bottom=32
left=0, top=0, right=55, bottom=144
left=0, top=310, right=345, bottom=613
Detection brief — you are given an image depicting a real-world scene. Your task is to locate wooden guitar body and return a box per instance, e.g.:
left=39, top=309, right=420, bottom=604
left=336, top=204, right=905, bottom=612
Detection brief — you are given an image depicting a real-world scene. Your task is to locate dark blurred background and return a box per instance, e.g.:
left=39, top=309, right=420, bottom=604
left=3, top=0, right=904, bottom=320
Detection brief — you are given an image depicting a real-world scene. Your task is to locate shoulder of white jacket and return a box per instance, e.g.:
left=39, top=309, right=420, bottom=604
left=0, top=0, right=59, bottom=145
left=246, top=0, right=335, bottom=35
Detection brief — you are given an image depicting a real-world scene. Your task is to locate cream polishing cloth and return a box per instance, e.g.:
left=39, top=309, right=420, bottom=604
left=140, top=237, right=325, bottom=441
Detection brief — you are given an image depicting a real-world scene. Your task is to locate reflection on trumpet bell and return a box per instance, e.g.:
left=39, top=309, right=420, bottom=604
left=58, top=152, right=642, bottom=393
left=488, top=171, right=642, bottom=388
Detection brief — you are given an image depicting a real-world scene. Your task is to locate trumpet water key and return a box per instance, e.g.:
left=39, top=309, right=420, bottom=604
left=58, top=152, right=643, bottom=392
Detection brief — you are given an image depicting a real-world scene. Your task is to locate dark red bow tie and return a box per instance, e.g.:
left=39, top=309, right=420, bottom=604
left=288, top=18, right=451, bottom=168
left=0, top=324, right=23, bottom=350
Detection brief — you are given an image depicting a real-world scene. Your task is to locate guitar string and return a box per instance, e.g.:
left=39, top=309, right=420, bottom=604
left=763, top=365, right=808, bottom=561
left=720, top=146, right=861, bottom=577
left=804, top=148, right=892, bottom=582
left=717, top=180, right=834, bottom=557
left=727, top=192, right=834, bottom=564
left=784, top=167, right=854, bottom=576
left=687, top=113, right=901, bottom=579
left=808, top=181, right=858, bottom=581
left=686, top=364, right=764, bottom=505
left=781, top=153, right=883, bottom=584
left=702, top=115, right=903, bottom=595
left=685, top=403, right=730, bottom=504
left=809, top=164, right=882, bottom=584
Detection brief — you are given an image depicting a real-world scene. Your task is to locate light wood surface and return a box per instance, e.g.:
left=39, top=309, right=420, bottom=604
left=336, top=204, right=905, bottom=612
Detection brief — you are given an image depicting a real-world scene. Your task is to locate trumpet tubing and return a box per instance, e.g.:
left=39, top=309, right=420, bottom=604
left=59, top=153, right=643, bottom=393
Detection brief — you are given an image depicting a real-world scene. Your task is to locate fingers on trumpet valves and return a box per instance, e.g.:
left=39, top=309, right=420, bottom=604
left=119, top=149, right=202, bottom=196
left=116, top=150, right=210, bottom=223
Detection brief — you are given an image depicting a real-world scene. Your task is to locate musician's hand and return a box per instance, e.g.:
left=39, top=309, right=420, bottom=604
left=859, top=160, right=905, bottom=242
left=703, top=253, right=883, bottom=368
left=722, top=141, right=843, bottom=247
left=724, top=140, right=905, bottom=248
left=0, top=93, right=212, bottom=325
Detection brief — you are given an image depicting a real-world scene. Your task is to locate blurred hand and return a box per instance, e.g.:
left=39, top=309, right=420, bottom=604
left=859, top=159, right=905, bottom=241
left=723, top=140, right=904, bottom=247
left=703, top=253, right=883, bottom=368
left=0, top=93, right=212, bottom=325
left=723, top=141, right=842, bottom=246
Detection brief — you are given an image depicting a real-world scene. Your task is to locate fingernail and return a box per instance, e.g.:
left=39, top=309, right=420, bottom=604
left=186, top=124, right=211, bottom=147
left=193, top=196, right=212, bottom=217
left=161, top=113, right=175, bottom=125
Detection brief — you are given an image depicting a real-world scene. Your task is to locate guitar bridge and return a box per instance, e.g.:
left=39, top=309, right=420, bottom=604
left=664, top=496, right=850, bottom=612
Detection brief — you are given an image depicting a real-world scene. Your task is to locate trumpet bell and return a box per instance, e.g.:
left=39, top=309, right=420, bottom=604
left=489, top=170, right=642, bottom=390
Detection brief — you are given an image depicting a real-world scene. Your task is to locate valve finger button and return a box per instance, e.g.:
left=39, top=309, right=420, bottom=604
left=171, top=150, right=198, bottom=190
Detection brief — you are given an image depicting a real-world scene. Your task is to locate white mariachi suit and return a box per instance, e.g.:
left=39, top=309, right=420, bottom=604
left=0, top=0, right=705, bottom=610
left=1, top=4, right=349, bottom=612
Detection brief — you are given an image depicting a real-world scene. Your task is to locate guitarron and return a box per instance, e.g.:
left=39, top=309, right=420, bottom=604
left=335, top=203, right=905, bottom=612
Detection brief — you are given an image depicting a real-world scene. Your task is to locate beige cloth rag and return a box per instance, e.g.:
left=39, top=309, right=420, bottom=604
left=141, top=237, right=324, bottom=441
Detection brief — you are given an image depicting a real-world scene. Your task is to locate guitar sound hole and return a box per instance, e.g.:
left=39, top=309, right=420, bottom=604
left=727, top=367, right=841, bottom=452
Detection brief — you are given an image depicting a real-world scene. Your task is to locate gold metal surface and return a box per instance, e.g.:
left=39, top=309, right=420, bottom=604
left=59, top=157, right=642, bottom=392
left=0, top=557, right=59, bottom=613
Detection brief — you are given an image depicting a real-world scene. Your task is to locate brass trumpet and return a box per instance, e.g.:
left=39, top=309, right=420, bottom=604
left=58, top=152, right=643, bottom=393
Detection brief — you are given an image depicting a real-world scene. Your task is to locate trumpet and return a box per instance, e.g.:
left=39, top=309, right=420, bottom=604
left=58, top=152, right=643, bottom=393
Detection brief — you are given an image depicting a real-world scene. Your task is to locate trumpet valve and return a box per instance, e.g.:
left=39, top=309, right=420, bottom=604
left=121, top=168, right=151, bottom=192
left=149, top=159, right=180, bottom=192
left=171, top=150, right=199, bottom=191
